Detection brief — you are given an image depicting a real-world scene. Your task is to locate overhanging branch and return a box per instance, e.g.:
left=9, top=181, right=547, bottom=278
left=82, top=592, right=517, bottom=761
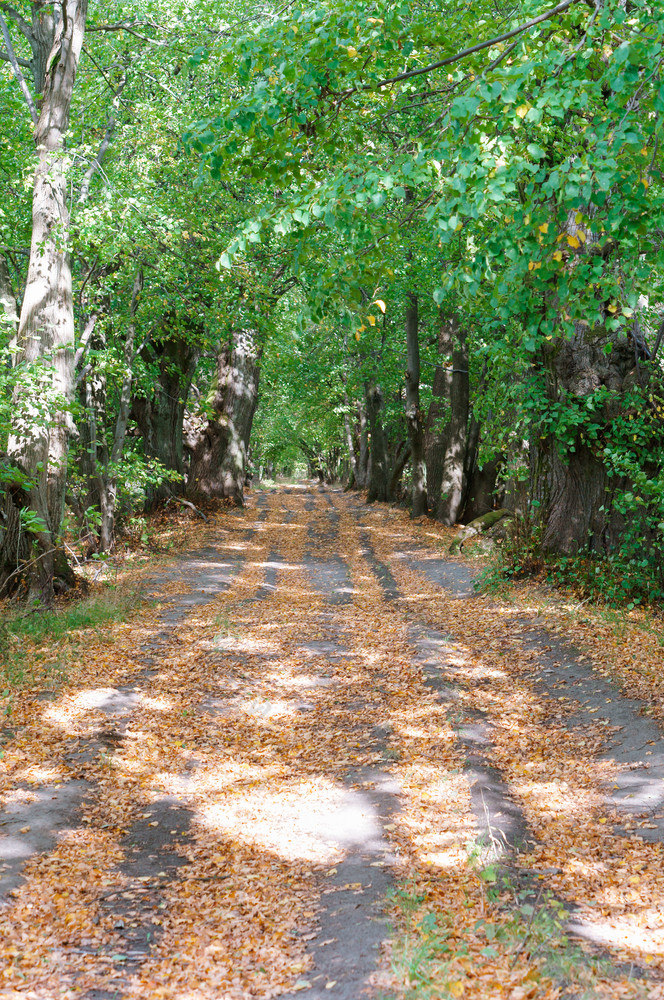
left=365, top=0, right=581, bottom=92
left=0, top=12, right=37, bottom=123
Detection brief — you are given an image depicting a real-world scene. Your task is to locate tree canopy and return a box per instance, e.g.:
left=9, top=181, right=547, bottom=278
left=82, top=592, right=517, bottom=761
left=1, top=0, right=663, bottom=604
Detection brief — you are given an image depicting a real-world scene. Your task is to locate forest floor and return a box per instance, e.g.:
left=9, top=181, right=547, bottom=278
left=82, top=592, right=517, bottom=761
left=1, top=484, right=664, bottom=999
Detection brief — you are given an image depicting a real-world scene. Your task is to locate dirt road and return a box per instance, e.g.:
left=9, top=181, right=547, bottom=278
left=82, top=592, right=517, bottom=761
left=1, top=485, right=664, bottom=999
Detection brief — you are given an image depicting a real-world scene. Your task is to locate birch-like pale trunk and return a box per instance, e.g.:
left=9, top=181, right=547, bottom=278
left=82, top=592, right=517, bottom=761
left=7, top=1, right=88, bottom=601
left=437, top=317, right=470, bottom=526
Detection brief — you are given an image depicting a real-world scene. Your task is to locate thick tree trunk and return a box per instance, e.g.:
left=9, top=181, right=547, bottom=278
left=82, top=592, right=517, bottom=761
left=404, top=292, right=427, bottom=517
left=186, top=330, right=261, bottom=506
left=437, top=318, right=469, bottom=526
left=537, top=328, right=635, bottom=554
left=132, top=334, right=200, bottom=508
left=365, top=383, right=389, bottom=503
left=5, top=2, right=88, bottom=602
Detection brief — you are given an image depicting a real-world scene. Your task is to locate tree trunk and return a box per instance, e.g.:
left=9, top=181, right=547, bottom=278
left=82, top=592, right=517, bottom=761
left=342, top=385, right=358, bottom=489
left=186, top=329, right=261, bottom=506
left=437, top=317, right=469, bottom=526
left=537, top=328, right=635, bottom=554
left=425, top=313, right=455, bottom=510
left=132, top=333, right=200, bottom=508
left=5, top=1, right=88, bottom=602
left=388, top=440, right=411, bottom=501
left=365, top=383, right=389, bottom=503
left=357, top=401, right=369, bottom=489
left=404, top=291, right=427, bottom=517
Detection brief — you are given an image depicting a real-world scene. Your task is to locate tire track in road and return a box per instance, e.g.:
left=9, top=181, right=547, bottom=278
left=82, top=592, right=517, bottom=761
left=330, top=488, right=664, bottom=989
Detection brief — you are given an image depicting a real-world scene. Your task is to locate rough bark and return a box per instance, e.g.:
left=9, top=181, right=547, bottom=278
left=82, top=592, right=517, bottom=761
left=437, top=318, right=469, bottom=526
left=186, top=330, right=261, bottom=506
left=5, top=1, right=88, bottom=602
left=132, top=333, right=200, bottom=508
left=404, top=292, right=428, bottom=517
left=537, top=328, right=635, bottom=554
left=365, top=383, right=389, bottom=503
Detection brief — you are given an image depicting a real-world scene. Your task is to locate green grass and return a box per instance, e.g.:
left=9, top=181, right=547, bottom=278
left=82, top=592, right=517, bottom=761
left=0, top=587, right=144, bottom=694
left=387, top=872, right=620, bottom=1000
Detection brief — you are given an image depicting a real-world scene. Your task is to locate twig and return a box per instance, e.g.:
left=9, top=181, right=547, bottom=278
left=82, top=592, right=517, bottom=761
left=167, top=497, right=209, bottom=522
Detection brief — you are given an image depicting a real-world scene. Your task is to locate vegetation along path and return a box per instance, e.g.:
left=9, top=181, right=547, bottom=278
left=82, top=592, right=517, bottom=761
left=2, top=486, right=664, bottom=999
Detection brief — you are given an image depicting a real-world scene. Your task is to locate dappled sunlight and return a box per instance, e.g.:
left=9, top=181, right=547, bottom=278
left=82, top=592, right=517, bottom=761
left=199, top=776, right=384, bottom=863
left=3, top=487, right=664, bottom=998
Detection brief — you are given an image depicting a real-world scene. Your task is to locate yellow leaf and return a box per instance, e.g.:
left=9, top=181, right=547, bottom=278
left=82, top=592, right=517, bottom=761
left=538, top=223, right=549, bottom=234
left=575, top=211, right=583, bottom=224
left=368, top=315, right=376, bottom=326
left=567, top=235, right=580, bottom=249
left=347, top=46, right=358, bottom=58
left=354, top=332, right=361, bottom=341
left=450, top=983, right=465, bottom=997
left=515, top=104, right=529, bottom=119
left=373, top=299, right=386, bottom=314
left=528, top=261, right=541, bottom=271
left=642, top=176, right=649, bottom=189
left=607, top=302, right=618, bottom=313
left=553, top=250, right=563, bottom=262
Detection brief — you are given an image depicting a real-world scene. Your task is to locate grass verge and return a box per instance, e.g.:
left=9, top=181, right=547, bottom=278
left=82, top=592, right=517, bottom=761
left=0, top=586, right=144, bottom=697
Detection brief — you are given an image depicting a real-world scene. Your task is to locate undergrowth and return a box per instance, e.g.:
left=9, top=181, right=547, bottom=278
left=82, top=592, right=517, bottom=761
left=0, top=587, right=142, bottom=694
left=477, top=513, right=664, bottom=611
left=388, top=868, right=615, bottom=1000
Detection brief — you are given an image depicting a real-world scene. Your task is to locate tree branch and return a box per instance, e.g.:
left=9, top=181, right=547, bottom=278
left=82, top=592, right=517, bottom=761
left=0, top=46, right=30, bottom=67
left=0, top=3, right=32, bottom=41
left=366, top=0, right=581, bottom=92
left=0, top=12, right=37, bottom=123
left=77, top=76, right=127, bottom=204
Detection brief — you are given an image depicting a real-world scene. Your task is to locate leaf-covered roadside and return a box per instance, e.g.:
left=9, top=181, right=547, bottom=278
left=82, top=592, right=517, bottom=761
left=2, top=487, right=664, bottom=998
